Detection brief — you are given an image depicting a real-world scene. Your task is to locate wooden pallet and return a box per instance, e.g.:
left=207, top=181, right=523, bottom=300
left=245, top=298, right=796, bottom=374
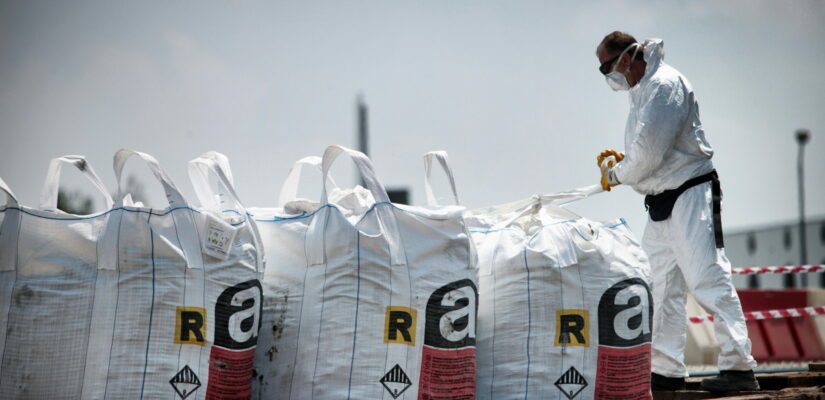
left=652, top=364, right=825, bottom=400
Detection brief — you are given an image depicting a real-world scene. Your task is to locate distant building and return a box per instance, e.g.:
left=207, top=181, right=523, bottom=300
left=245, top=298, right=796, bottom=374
left=725, top=217, right=825, bottom=289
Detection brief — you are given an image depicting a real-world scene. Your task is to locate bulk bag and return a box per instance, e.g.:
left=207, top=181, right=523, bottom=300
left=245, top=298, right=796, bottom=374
left=247, top=153, right=379, bottom=398
left=253, top=145, right=478, bottom=400
left=86, top=150, right=263, bottom=399
left=0, top=150, right=264, bottom=399
left=462, top=185, right=653, bottom=400
left=0, top=156, right=113, bottom=399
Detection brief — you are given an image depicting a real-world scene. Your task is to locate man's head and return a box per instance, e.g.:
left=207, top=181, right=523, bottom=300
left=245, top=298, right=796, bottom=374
left=596, top=31, right=646, bottom=88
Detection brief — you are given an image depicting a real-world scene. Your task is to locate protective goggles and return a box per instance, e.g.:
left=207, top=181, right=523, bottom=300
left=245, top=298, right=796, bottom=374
left=598, top=54, right=621, bottom=75
left=599, top=43, right=642, bottom=75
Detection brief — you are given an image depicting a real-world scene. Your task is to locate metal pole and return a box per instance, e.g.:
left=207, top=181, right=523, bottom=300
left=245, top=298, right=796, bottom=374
left=357, top=95, right=369, bottom=187
left=358, top=95, right=369, bottom=157
left=795, top=129, right=810, bottom=286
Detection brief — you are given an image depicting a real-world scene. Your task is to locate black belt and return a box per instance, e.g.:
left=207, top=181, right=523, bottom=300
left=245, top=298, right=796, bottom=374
left=644, top=170, right=724, bottom=248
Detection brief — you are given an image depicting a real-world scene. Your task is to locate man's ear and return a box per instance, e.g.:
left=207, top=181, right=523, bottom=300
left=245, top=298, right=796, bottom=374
left=619, top=54, right=630, bottom=69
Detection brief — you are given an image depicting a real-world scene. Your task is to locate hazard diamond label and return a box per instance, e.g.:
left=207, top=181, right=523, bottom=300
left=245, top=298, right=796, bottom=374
left=554, top=366, right=588, bottom=399
left=170, top=365, right=202, bottom=399
left=380, top=364, right=412, bottom=399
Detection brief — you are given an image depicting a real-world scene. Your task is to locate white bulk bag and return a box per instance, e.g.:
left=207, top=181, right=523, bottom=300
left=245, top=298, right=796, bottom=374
left=254, top=145, right=478, bottom=400
left=462, top=186, right=653, bottom=400
left=246, top=154, right=333, bottom=398
left=0, top=150, right=263, bottom=399
left=0, top=156, right=113, bottom=399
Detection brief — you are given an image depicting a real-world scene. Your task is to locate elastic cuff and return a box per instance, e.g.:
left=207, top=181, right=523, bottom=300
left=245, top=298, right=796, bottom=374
left=607, top=168, right=621, bottom=185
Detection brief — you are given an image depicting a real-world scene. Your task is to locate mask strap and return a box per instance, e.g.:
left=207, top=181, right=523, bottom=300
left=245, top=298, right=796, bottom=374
left=629, top=43, right=641, bottom=63
left=612, top=42, right=640, bottom=74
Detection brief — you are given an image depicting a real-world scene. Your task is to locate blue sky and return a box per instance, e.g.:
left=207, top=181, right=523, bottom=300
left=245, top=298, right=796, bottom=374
left=1, top=0, right=823, bottom=234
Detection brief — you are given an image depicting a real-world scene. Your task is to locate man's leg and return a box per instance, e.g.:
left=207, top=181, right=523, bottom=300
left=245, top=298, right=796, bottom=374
left=645, top=217, right=689, bottom=384
left=670, top=183, right=758, bottom=391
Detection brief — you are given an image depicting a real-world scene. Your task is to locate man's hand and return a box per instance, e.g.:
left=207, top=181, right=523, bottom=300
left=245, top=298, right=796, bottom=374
left=599, top=155, right=621, bottom=191
left=596, top=149, right=624, bottom=167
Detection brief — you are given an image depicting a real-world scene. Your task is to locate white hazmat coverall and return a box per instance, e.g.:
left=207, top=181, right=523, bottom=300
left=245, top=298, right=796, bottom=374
left=612, top=39, right=757, bottom=378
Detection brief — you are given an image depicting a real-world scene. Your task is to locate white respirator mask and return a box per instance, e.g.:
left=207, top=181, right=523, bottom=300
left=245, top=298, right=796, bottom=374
left=605, top=43, right=641, bottom=91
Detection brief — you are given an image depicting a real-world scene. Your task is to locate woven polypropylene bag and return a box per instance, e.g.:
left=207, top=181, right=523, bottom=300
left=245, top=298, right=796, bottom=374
left=0, top=151, right=263, bottom=400
left=252, top=145, right=478, bottom=400
left=465, top=188, right=653, bottom=400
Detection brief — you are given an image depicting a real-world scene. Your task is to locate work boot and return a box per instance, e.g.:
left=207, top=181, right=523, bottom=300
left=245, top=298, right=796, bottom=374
left=651, top=373, right=686, bottom=391
left=701, top=370, right=760, bottom=392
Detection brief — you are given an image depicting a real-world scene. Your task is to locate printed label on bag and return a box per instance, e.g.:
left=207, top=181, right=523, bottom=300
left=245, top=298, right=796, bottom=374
left=205, top=347, right=256, bottom=399
left=554, top=366, right=588, bottom=399
left=595, top=344, right=651, bottom=399
left=170, top=365, right=201, bottom=399
left=418, top=279, right=477, bottom=400
left=381, top=364, right=412, bottom=399
left=595, top=278, right=653, bottom=399
left=555, top=309, right=589, bottom=347
left=175, top=307, right=206, bottom=345
left=385, top=306, right=417, bottom=346
left=203, top=213, right=238, bottom=260
left=205, top=280, right=262, bottom=399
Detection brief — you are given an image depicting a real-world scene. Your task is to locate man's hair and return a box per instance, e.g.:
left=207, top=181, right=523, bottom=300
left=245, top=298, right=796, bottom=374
left=597, top=31, right=638, bottom=57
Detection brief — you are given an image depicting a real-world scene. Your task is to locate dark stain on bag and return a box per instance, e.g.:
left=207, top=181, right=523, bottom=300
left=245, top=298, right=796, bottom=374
left=14, top=284, right=33, bottom=306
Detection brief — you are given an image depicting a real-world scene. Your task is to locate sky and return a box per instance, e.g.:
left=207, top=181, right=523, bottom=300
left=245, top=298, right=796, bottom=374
left=1, top=0, right=824, bottom=236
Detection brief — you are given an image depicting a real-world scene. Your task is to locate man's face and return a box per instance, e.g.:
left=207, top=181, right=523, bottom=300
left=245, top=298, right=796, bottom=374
left=598, top=46, right=637, bottom=87
left=597, top=48, right=614, bottom=67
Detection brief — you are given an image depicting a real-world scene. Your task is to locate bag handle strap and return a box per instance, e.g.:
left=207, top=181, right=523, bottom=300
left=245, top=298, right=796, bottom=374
left=541, top=184, right=603, bottom=207
left=105, top=149, right=203, bottom=270
left=39, top=155, right=114, bottom=212
left=113, top=149, right=186, bottom=208
left=487, top=184, right=602, bottom=231
left=423, top=151, right=460, bottom=206
left=188, top=152, right=243, bottom=214
left=188, top=153, right=264, bottom=273
left=305, top=145, right=406, bottom=266
left=0, top=177, right=17, bottom=207
left=278, top=156, right=338, bottom=207
left=0, top=177, right=20, bottom=272
left=188, top=151, right=234, bottom=211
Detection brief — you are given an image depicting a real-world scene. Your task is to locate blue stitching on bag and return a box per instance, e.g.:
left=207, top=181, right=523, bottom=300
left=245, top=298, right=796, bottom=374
left=0, top=206, right=249, bottom=226
left=139, top=212, right=156, bottom=399
left=604, top=220, right=627, bottom=229
left=253, top=201, right=456, bottom=224
left=523, top=248, right=532, bottom=399
left=346, top=235, right=362, bottom=399
left=468, top=227, right=519, bottom=234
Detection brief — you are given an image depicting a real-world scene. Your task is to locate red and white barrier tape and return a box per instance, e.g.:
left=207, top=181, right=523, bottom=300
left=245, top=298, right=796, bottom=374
left=731, top=265, right=823, bottom=275
left=689, top=306, right=825, bottom=324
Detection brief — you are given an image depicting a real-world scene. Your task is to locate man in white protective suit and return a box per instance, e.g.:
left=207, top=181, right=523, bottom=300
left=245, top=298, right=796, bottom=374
left=594, top=31, right=759, bottom=392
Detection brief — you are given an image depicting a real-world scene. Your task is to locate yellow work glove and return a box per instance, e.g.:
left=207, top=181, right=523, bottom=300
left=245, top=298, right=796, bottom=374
left=599, top=155, right=621, bottom=192
left=596, top=149, right=624, bottom=167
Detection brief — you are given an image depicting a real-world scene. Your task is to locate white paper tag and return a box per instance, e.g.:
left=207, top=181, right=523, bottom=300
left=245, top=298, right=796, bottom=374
left=203, top=213, right=238, bottom=260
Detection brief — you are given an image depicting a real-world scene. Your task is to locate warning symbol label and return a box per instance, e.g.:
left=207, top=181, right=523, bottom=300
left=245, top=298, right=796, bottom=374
left=380, top=364, right=412, bottom=399
left=170, top=365, right=201, bottom=399
left=554, top=366, right=587, bottom=399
